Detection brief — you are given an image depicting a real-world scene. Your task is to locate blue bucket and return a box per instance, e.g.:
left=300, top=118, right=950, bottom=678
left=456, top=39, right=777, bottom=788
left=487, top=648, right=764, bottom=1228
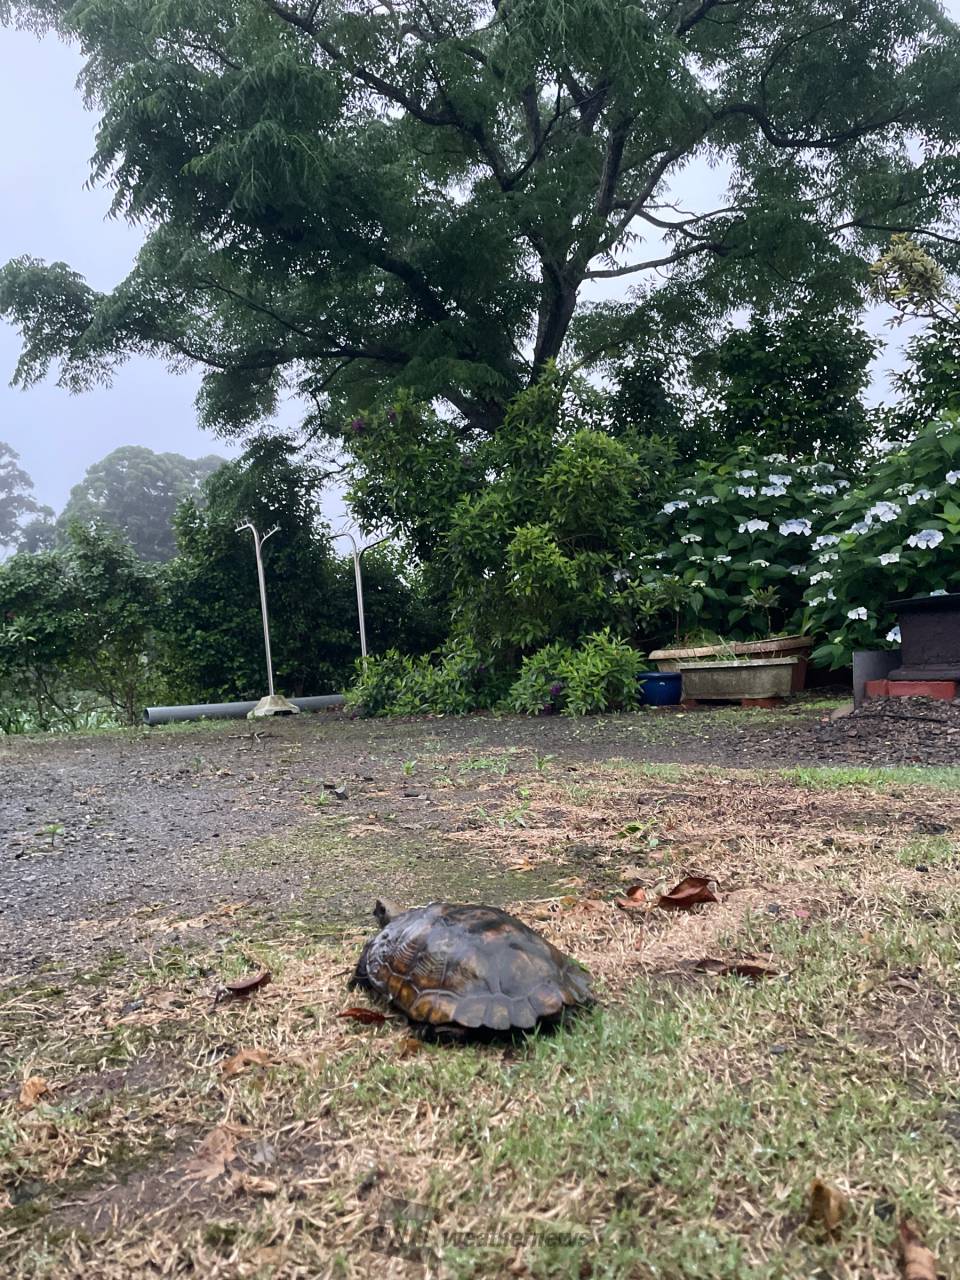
left=637, top=671, right=682, bottom=707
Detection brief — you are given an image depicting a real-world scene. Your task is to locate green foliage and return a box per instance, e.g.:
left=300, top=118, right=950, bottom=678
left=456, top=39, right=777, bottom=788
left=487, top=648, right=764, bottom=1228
left=344, top=639, right=499, bottom=718
left=2, top=0, right=959, bottom=448
left=508, top=631, right=645, bottom=716
left=159, top=435, right=439, bottom=701
left=641, top=449, right=852, bottom=642
left=58, top=446, right=226, bottom=561
left=689, top=309, right=876, bottom=468
left=0, top=523, right=161, bottom=727
left=803, top=415, right=960, bottom=667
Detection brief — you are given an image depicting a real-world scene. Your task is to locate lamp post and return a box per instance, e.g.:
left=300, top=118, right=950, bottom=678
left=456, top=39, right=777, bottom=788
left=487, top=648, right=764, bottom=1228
left=236, top=520, right=299, bottom=716
left=333, top=529, right=368, bottom=661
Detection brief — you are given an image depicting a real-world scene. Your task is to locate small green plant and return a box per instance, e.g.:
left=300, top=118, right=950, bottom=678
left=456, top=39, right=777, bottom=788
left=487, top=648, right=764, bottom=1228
left=401, top=759, right=417, bottom=776
left=41, top=821, right=64, bottom=848
left=344, top=639, right=499, bottom=717
left=508, top=631, right=644, bottom=716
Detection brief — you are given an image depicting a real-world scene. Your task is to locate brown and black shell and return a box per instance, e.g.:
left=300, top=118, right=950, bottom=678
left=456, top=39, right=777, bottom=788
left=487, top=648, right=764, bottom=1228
left=351, top=902, right=594, bottom=1032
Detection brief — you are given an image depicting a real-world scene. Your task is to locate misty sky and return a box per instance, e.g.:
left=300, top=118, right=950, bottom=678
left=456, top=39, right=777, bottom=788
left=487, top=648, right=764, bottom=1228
left=2, top=12, right=958, bottom=519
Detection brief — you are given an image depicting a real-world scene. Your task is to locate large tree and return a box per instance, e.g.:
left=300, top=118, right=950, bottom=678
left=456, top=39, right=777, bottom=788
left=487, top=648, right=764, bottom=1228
left=58, top=445, right=226, bottom=560
left=0, top=440, right=50, bottom=548
left=2, top=0, right=960, bottom=449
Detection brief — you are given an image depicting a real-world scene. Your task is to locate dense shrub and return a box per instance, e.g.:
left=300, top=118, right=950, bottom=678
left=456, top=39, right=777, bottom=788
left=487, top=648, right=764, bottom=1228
left=507, top=631, right=645, bottom=716
left=804, top=415, right=960, bottom=666
left=0, top=523, right=162, bottom=727
left=344, top=639, right=501, bottom=717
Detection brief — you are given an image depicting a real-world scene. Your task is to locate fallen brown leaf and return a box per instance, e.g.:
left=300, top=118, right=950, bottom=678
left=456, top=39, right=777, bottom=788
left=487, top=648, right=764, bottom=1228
left=230, top=1172, right=280, bottom=1198
left=18, top=1076, right=50, bottom=1108
left=221, top=1048, right=274, bottom=1078
left=338, top=1006, right=387, bottom=1025
left=182, top=1125, right=241, bottom=1182
left=897, top=1219, right=938, bottom=1280
left=694, top=955, right=780, bottom=981
left=224, top=969, right=272, bottom=997
left=615, top=884, right=648, bottom=912
left=657, top=875, right=719, bottom=910
left=807, top=1178, right=847, bottom=1234
left=397, top=1037, right=426, bottom=1058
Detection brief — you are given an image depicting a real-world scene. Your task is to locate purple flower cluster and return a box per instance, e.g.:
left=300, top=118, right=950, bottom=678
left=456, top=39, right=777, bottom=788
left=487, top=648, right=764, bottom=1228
left=350, top=417, right=366, bottom=435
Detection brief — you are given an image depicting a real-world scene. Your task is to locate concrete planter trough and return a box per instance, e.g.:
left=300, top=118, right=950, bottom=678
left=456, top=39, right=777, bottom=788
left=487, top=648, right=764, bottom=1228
left=649, top=635, right=811, bottom=692
left=678, top=657, right=799, bottom=704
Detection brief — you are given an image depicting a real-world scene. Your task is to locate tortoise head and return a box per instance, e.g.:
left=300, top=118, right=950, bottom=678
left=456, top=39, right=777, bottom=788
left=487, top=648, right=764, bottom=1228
left=373, top=898, right=403, bottom=928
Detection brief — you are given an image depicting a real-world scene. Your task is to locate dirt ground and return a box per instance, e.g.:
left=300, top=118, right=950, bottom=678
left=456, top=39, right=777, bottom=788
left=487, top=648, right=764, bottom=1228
left=1, top=701, right=959, bottom=1279
left=1, top=698, right=958, bottom=979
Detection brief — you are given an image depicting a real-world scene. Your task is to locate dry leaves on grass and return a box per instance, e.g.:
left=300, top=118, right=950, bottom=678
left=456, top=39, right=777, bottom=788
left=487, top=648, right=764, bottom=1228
left=222, top=969, right=272, bottom=998
left=898, top=1219, right=938, bottom=1280
left=182, top=1125, right=244, bottom=1183
left=807, top=1178, right=848, bottom=1235
left=693, top=955, right=780, bottom=981
left=18, top=1076, right=50, bottom=1108
left=657, top=876, right=719, bottom=911
left=221, top=1048, right=274, bottom=1078
left=615, top=885, right=648, bottom=912
left=338, top=1007, right=387, bottom=1026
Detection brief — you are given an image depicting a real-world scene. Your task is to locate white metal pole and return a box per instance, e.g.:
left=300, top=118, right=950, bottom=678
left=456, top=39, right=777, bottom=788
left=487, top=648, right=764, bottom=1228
left=333, top=529, right=369, bottom=663
left=237, top=522, right=279, bottom=696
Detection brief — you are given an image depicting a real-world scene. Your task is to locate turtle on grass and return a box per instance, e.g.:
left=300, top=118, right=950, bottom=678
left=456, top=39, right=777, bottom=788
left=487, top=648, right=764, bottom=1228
left=350, top=900, right=594, bottom=1037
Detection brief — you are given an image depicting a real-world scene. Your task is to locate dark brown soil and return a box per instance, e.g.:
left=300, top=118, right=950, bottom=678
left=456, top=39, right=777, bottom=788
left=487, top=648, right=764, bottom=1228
left=1, top=698, right=955, bottom=981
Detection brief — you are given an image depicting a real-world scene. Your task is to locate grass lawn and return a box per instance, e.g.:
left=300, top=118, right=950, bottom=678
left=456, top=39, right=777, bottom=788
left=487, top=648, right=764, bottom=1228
left=1, top=747, right=958, bottom=1278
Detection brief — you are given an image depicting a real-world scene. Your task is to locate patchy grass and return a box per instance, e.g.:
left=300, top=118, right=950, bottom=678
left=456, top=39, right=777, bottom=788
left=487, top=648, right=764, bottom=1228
left=780, top=763, right=960, bottom=791
left=2, top=762, right=959, bottom=1279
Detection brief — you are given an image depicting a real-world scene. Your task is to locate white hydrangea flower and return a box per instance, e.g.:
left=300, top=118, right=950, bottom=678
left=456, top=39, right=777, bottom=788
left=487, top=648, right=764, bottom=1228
left=907, top=489, right=933, bottom=505
left=735, top=485, right=757, bottom=498
left=818, top=552, right=839, bottom=563
left=812, top=534, right=840, bottom=550
left=661, top=500, right=690, bottom=514
left=906, top=528, right=944, bottom=549
left=886, top=625, right=901, bottom=643
left=847, top=520, right=871, bottom=535
left=930, top=589, right=948, bottom=596
left=946, top=471, right=960, bottom=485
left=697, top=495, right=719, bottom=505
left=680, top=533, right=702, bottom=544
left=835, top=480, right=850, bottom=490
left=878, top=551, right=900, bottom=565
left=768, top=454, right=788, bottom=464
left=809, top=571, right=832, bottom=584
left=847, top=607, right=868, bottom=621
left=690, top=578, right=707, bottom=588
left=789, top=565, right=807, bottom=575
left=736, top=469, right=758, bottom=478
left=738, top=519, right=769, bottom=533
left=809, top=597, right=825, bottom=608
left=811, top=483, right=838, bottom=496
left=715, top=554, right=732, bottom=563
left=761, top=485, right=788, bottom=497
left=865, top=501, right=901, bottom=523
left=689, top=554, right=705, bottom=563
left=612, top=569, right=628, bottom=583
left=679, top=488, right=696, bottom=496
left=826, top=589, right=836, bottom=600
left=768, top=473, right=792, bottom=486
left=749, top=559, right=770, bottom=568
left=896, top=484, right=913, bottom=495
left=779, top=519, right=812, bottom=536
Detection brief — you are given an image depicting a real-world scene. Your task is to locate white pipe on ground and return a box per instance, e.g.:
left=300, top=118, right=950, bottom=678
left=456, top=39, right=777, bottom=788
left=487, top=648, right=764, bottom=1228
left=142, top=695, right=345, bottom=726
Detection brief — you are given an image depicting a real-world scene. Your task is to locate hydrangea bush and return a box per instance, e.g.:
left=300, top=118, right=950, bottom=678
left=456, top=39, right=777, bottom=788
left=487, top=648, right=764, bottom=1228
left=803, top=415, right=960, bottom=666
left=628, top=448, right=851, bottom=640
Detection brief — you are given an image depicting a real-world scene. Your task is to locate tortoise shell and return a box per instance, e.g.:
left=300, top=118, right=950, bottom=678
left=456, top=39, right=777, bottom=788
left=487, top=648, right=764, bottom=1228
left=351, top=902, right=593, bottom=1031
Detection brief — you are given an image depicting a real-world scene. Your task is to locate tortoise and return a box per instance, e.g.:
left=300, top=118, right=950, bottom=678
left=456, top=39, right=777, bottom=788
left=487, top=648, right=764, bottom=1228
left=350, top=899, right=594, bottom=1034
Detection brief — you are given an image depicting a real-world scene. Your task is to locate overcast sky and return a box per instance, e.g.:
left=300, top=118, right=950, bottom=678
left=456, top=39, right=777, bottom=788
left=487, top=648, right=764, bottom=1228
left=1, top=13, right=957, bottom=519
